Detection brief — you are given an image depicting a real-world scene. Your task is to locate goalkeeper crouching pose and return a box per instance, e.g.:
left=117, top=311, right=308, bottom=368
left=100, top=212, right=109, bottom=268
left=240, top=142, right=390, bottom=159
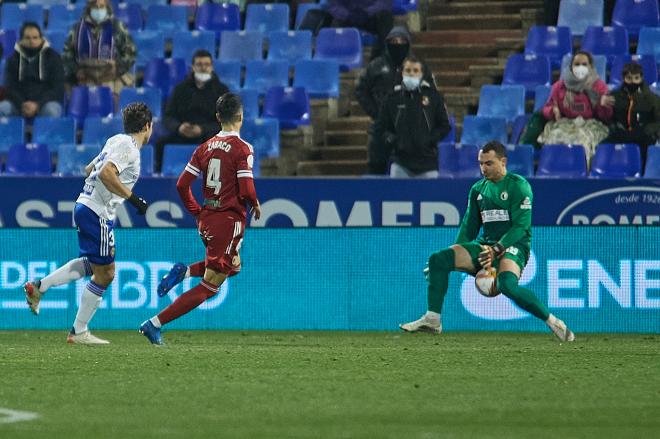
left=400, top=141, right=575, bottom=342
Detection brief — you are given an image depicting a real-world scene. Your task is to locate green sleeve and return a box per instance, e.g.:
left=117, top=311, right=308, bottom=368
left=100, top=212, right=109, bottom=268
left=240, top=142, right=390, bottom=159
left=455, top=186, right=481, bottom=244
left=498, top=180, right=533, bottom=248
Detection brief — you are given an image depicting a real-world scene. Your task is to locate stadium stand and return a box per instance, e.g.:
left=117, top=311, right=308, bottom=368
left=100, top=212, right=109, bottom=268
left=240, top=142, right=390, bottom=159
left=460, top=116, right=508, bottom=146
left=172, top=31, right=217, bottom=63
left=161, top=144, right=197, bottom=177
left=524, top=26, right=573, bottom=69
left=144, top=4, right=189, bottom=41
left=32, top=116, right=76, bottom=146
left=237, top=88, right=260, bottom=120
left=267, top=31, right=313, bottom=65
left=502, top=54, right=552, bottom=98
left=118, top=87, right=163, bottom=119
left=0, top=117, right=25, bottom=154
left=5, top=143, right=51, bottom=175
left=143, top=58, right=187, bottom=98
left=55, top=143, right=101, bottom=176
left=611, top=0, right=659, bottom=40
left=241, top=117, right=281, bottom=159
left=505, top=143, right=535, bottom=177
left=608, top=55, right=659, bottom=89
left=82, top=116, right=124, bottom=145
left=314, top=28, right=363, bottom=71
left=1, top=4, right=44, bottom=31
left=262, top=87, right=311, bottom=129
left=244, top=60, right=290, bottom=96
left=214, top=61, right=242, bottom=92
left=636, top=27, right=660, bottom=61
left=292, top=60, right=340, bottom=99
left=140, top=144, right=155, bottom=177
left=67, top=86, right=114, bottom=125
left=194, top=2, right=241, bottom=38
left=245, top=3, right=290, bottom=36
left=536, top=144, right=588, bottom=178
left=115, top=3, right=143, bottom=32
left=581, top=26, right=629, bottom=64
left=437, top=143, right=481, bottom=178
left=589, top=143, right=642, bottom=178
left=476, top=85, right=525, bottom=124
left=219, top=31, right=264, bottom=63
left=644, top=146, right=660, bottom=178
left=557, top=0, right=604, bottom=37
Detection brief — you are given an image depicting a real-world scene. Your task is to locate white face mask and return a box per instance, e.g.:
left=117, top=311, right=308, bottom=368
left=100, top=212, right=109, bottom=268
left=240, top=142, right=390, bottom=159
left=402, top=76, right=421, bottom=91
left=194, top=72, right=212, bottom=83
left=90, top=8, right=108, bottom=23
left=572, top=65, right=590, bottom=80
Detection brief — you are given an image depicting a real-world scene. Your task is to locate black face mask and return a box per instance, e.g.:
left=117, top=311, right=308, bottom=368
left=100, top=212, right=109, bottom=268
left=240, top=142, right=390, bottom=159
left=387, top=42, right=410, bottom=66
left=623, top=82, right=642, bottom=93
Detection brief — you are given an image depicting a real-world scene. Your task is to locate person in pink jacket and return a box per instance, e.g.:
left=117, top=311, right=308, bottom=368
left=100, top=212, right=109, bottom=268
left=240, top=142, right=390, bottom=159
left=538, top=50, right=615, bottom=159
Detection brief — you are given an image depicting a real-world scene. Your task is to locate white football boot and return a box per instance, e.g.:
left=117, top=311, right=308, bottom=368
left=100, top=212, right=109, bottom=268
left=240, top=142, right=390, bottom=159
left=67, top=330, right=110, bottom=345
left=546, top=314, right=575, bottom=342
left=399, top=313, right=442, bottom=334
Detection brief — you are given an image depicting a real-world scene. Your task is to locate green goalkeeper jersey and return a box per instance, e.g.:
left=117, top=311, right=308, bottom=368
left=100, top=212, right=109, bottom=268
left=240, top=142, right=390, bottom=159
left=455, top=172, right=533, bottom=250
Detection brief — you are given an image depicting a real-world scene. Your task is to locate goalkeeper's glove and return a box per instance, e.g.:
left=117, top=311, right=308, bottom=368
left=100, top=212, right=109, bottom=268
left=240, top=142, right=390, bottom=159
left=128, top=192, right=148, bottom=215
left=478, top=243, right=505, bottom=269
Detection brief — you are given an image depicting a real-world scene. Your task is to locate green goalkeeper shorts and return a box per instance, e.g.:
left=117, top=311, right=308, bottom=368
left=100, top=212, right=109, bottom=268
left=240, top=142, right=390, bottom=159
left=458, top=240, right=529, bottom=273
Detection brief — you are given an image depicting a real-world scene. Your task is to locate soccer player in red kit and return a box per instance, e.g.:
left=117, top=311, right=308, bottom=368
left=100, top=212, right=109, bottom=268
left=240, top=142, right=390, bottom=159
left=139, top=92, right=260, bottom=345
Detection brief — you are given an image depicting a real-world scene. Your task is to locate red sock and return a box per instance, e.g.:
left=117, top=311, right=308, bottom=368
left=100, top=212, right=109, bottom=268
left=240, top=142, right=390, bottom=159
left=158, top=280, right=218, bottom=325
left=189, top=261, right=205, bottom=277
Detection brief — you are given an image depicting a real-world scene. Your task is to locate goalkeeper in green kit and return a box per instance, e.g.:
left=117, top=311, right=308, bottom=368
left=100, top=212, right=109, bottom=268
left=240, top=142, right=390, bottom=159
left=400, top=141, right=575, bottom=342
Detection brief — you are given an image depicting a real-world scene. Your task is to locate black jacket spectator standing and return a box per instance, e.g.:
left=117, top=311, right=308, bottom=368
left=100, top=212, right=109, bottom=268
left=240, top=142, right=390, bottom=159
left=375, top=79, right=450, bottom=176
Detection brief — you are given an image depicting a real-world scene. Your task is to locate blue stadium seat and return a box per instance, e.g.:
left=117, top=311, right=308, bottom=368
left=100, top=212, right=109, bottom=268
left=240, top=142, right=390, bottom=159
left=214, top=61, right=242, bottom=91
left=143, top=57, right=187, bottom=98
left=644, top=145, right=660, bottom=178
left=263, top=87, right=311, bottom=129
left=28, top=0, right=69, bottom=7
left=510, top=114, right=531, bottom=145
left=502, top=54, right=551, bottom=99
left=460, top=116, right=508, bottom=146
left=560, top=53, right=607, bottom=82
left=1, top=4, right=44, bottom=31
left=145, top=5, right=189, bottom=41
left=245, top=3, right=290, bottom=36
left=611, top=0, right=659, bottom=40
left=140, top=144, right=155, bottom=176
left=82, top=116, right=124, bottom=145
left=0, top=30, right=17, bottom=60
left=44, top=30, right=67, bottom=53
left=506, top=144, right=535, bottom=177
left=115, top=3, right=143, bottom=32
left=608, top=55, right=658, bottom=88
left=441, top=114, right=456, bottom=143
left=118, top=87, right=163, bottom=119
left=244, top=60, right=290, bottom=96
left=172, top=31, right=217, bottom=63
left=238, top=88, right=260, bottom=119
left=581, top=26, right=629, bottom=64
left=161, top=144, right=197, bottom=176
left=524, top=26, right=572, bottom=69
left=636, top=27, right=660, bottom=62
left=536, top=144, right=587, bottom=178
left=0, top=117, right=25, bottom=154
left=127, top=0, right=168, bottom=6
left=267, top=30, right=313, bottom=65
left=294, top=3, right=321, bottom=28
left=314, top=28, right=363, bottom=71
left=589, top=143, right=642, bottom=178
left=392, top=0, right=417, bottom=15
left=534, top=84, right=551, bottom=112
left=55, top=143, right=102, bottom=176
left=33, top=116, right=76, bottom=146
left=68, top=86, right=114, bottom=125
left=0, top=59, right=5, bottom=86
left=133, top=30, right=165, bottom=70
left=5, top=143, right=51, bottom=175
left=557, top=0, right=604, bottom=37
left=47, top=4, right=81, bottom=31
left=293, top=59, right=340, bottom=98
left=194, top=3, right=241, bottom=39
left=240, top=117, right=280, bottom=158
left=437, top=143, right=481, bottom=178
left=219, top=31, right=264, bottom=63
left=477, top=85, right=525, bottom=124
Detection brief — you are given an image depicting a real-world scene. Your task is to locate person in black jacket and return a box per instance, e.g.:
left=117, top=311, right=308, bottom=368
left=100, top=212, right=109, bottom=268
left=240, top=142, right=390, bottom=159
left=155, top=50, right=229, bottom=172
left=355, top=26, right=436, bottom=174
left=374, top=56, right=450, bottom=178
left=0, top=22, right=64, bottom=118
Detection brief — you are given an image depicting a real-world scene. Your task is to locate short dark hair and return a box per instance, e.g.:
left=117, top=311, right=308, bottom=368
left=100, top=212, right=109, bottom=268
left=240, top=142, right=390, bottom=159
left=402, top=54, right=422, bottom=66
left=20, top=22, right=42, bottom=39
left=216, top=92, right=242, bottom=126
left=622, top=62, right=644, bottom=78
left=192, top=49, right=213, bottom=65
left=122, top=102, right=152, bottom=134
left=481, top=141, right=507, bottom=158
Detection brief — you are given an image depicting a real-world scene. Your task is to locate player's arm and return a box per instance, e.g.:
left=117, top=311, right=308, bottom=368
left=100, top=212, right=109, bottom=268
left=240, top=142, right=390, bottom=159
left=237, top=149, right=260, bottom=219
left=176, top=165, right=202, bottom=217
left=455, top=186, right=481, bottom=244
left=98, top=162, right=148, bottom=214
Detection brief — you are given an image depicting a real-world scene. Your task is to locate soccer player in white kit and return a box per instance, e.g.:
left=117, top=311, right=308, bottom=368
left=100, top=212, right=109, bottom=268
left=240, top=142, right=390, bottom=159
left=23, top=102, right=153, bottom=344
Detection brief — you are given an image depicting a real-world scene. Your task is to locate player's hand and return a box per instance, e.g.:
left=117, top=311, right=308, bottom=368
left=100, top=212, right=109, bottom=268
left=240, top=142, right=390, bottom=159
left=552, top=105, right=561, bottom=121
left=600, top=94, right=615, bottom=107
left=189, top=124, right=202, bottom=137
left=128, top=192, right=148, bottom=215
left=478, top=243, right=505, bottom=269
left=250, top=201, right=261, bottom=220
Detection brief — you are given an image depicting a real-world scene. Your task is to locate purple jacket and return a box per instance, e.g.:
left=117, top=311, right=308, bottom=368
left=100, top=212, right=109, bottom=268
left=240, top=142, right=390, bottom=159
left=326, top=0, right=392, bottom=25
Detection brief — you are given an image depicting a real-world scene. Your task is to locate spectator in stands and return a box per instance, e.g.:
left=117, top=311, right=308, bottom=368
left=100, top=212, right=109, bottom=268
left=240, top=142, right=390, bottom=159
left=0, top=22, right=64, bottom=118
left=538, top=50, right=614, bottom=160
left=326, top=0, right=393, bottom=59
left=602, top=62, right=660, bottom=167
left=61, top=0, right=136, bottom=95
left=374, top=55, right=450, bottom=178
left=356, top=26, right=435, bottom=174
left=155, top=50, right=229, bottom=172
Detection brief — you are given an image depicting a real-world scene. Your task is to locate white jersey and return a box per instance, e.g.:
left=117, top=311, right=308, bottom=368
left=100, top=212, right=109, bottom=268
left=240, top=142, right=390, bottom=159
left=76, top=134, right=141, bottom=221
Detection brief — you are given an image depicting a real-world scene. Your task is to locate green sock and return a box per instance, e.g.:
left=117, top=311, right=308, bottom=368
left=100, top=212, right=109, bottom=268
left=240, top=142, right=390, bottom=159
left=497, top=271, right=549, bottom=321
left=427, top=249, right=455, bottom=313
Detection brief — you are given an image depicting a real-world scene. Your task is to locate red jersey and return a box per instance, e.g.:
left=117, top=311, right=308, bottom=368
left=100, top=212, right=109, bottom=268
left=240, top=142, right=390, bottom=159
left=176, top=130, right=258, bottom=220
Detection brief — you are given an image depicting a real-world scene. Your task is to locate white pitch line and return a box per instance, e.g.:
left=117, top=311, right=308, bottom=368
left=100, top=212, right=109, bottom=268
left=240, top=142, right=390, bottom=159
left=0, top=408, right=39, bottom=424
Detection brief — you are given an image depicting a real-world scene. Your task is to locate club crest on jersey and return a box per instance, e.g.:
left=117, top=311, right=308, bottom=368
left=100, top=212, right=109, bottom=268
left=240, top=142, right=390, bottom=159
left=500, top=191, right=508, bottom=201
left=207, top=140, right=232, bottom=152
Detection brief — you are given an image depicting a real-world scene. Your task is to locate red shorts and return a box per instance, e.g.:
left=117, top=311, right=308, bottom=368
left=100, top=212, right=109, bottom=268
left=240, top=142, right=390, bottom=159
left=197, top=210, right=245, bottom=276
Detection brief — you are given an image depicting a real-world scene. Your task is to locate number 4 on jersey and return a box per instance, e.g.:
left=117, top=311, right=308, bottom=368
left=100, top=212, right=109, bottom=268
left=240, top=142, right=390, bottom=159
left=207, top=158, right=222, bottom=195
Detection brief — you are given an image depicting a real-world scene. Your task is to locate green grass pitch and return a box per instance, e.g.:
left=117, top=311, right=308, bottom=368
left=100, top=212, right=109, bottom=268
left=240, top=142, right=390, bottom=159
left=1, top=331, right=658, bottom=439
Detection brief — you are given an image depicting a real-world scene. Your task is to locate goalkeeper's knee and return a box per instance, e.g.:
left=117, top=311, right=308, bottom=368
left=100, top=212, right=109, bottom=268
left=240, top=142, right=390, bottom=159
left=496, top=271, right=519, bottom=297
left=428, top=248, right=455, bottom=273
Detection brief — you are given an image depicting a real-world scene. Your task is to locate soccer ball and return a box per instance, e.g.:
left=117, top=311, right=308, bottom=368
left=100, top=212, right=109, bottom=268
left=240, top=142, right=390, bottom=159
left=475, top=267, right=500, bottom=297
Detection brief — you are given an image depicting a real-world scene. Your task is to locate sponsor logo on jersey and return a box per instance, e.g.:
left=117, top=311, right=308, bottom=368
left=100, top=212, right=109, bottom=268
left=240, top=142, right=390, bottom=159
left=520, top=196, right=531, bottom=210
left=481, top=209, right=510, bottom=223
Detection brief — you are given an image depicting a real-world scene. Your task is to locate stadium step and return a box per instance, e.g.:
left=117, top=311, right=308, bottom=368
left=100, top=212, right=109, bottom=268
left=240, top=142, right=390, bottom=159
left=326, top=116, right=371, bottom=131
left=427, top=14, right=522, bottom=31
left=325, top=130, right=368, bottom=146
left=434, top=71, right=471, bottom=87
left=427, top=57, right=499, bottom=72
left=430, top=1, right=543, bottom=15
left=413, top=30, right=522, bottom=45
left=308, top=146, right=367, bottom=161
left=414, top=43, right=500, bottom=59
left=297, top=159, right=368, bottom=176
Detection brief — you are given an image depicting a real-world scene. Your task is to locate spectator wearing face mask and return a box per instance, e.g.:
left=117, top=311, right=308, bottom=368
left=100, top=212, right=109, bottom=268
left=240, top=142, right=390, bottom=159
left=61, top=0, right=136, bottom=95
left=601, top=62, right=660, bottom=167
left=355, top=26, right=436, bottom=174
left=374, top=55, right=450, bottom=178
left=537, top=50, right=614, bottom=159
left=154, top=50, right=230, bottom=172
left=0, top=22, right=64, bottom=118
